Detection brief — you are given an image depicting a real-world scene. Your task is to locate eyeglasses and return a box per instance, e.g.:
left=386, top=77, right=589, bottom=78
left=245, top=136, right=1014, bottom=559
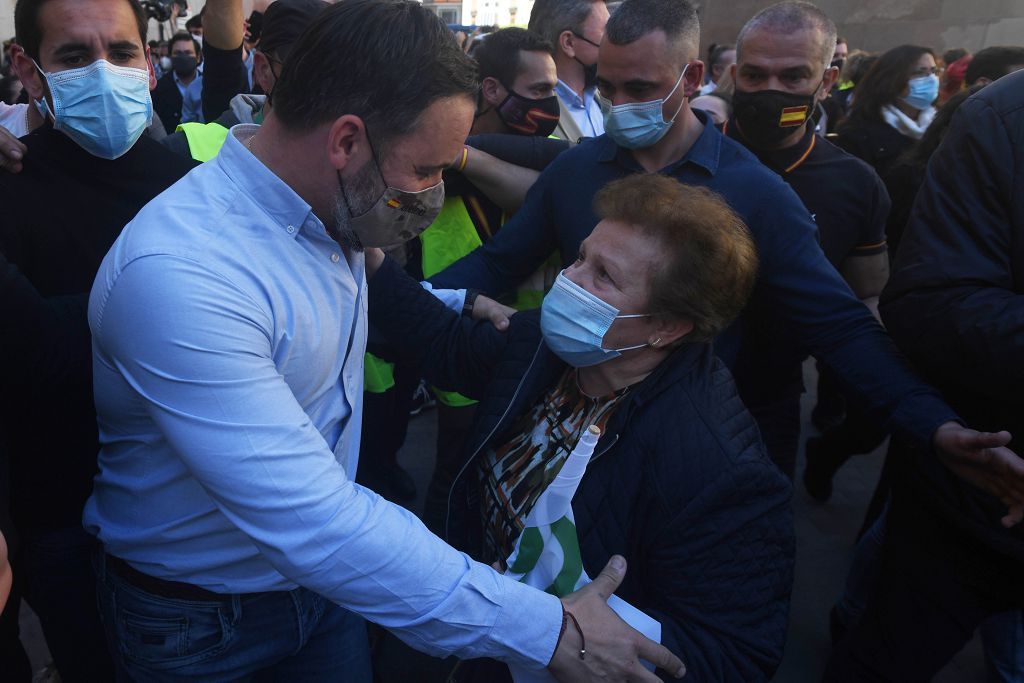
left=570, top=30, right=601, bottom=48
left=910, top=66, right=942, bottom=78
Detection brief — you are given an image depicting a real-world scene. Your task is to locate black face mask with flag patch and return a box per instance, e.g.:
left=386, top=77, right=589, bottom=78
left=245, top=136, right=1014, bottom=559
left=731, top=84, right=820, bottom=149
left=497, top=87, right=561, bottom=137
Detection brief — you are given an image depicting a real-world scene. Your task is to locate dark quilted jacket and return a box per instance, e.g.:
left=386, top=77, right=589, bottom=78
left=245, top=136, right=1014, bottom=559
left=370, top=258, right=795, bottom=681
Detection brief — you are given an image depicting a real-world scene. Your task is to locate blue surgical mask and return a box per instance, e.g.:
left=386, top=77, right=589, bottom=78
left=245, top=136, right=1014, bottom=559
left=34, top=59, right=152, bottom=160
left=598, top=64, right=689, bottom=149
left=902, top=74, right=939, bottom=111
left=540, top=271, right=650, bottom=367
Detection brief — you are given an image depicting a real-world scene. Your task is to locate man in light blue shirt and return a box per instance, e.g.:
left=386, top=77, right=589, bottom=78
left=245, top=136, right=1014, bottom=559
left=85, top=1, right=682, bottom=681
left=529, top=0, right=609, bottom=141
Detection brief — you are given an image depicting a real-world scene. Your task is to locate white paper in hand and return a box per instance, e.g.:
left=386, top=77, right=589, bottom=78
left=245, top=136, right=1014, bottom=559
left=503, top=427, right=662, bottom=683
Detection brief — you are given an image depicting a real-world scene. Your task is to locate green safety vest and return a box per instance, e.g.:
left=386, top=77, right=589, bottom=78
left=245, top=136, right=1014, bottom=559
left=177, top=121, right=231, bottom=163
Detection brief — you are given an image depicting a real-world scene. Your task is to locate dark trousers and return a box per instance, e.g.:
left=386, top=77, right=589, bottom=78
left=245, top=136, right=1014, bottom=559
left=0, top=525, right=113, bottom=682
left=824, top=492, right=1024, bottom=682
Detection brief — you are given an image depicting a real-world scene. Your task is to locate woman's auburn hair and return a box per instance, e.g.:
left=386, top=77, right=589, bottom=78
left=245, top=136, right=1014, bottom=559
left=593, top=174, right=758, bottom=343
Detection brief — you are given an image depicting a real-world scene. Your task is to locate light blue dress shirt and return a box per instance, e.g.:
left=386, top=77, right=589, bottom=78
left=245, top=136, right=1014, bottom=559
left=173, top=67, right=204, bottom=124
left=84, top=124, right=561, bottom=668
left=555, top=79, right=605, bottom=137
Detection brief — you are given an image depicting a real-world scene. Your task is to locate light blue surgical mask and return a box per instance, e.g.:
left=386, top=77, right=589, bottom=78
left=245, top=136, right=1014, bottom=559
left=598, top=64, right=689, bottom=149
left=34, top=59, right=152, bottom=160
left=540, top=271, right=650, bottom=367
left=901, top=74, right=939, bottom=111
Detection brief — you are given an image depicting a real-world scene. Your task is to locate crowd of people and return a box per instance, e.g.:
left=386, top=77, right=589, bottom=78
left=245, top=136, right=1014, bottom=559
left=0, top=0, right=1023, bottom=680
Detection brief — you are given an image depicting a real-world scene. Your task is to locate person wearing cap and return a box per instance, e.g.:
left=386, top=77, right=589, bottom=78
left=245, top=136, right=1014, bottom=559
left=163, top=0, right=329, bottom=161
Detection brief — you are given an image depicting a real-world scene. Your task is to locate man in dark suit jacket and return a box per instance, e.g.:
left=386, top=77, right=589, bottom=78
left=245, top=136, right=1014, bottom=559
left=152, top=31, right=203, bottom=134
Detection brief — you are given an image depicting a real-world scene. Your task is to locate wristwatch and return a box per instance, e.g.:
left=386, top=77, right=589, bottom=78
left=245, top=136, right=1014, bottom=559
left=462, top=289, right=482, bottom=317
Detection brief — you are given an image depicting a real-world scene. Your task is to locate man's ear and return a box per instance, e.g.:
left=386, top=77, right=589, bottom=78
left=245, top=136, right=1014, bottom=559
left=327, top=114, right=369, bottom=175
left=683, top=60, right=705, bottom=98
left=145, top=46, right=157, bottom=90
left=253, top=51, right=275, bottom=95
left=480, top=76, right=505, bottom=108
left=819, top=64, right=839, bottom=99
left=9, top=44, right=46, bottom=103
left=559, top=29, right=576, bottom=59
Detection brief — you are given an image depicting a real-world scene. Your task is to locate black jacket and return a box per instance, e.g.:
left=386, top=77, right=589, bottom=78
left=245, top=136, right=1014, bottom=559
left=880, top=70, right=1024, bottom=560
left=369, top=258, right=795, bottom=681
left=836, top=117, right=915, bottom=176
left=152, top=71, right=184, bottom=135
left=0, top=126, right=196, bottom=532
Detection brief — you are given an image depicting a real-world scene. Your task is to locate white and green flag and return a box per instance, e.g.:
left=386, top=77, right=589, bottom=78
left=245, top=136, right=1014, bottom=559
left=505, top=426, right=661, bottom=683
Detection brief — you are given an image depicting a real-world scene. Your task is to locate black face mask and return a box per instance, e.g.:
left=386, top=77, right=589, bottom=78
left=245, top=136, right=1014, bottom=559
left=732, top=85, right=820, bottom=149
left=496, top=87, right=561, bottom=137
left=171, top=55, right=198, bottom=78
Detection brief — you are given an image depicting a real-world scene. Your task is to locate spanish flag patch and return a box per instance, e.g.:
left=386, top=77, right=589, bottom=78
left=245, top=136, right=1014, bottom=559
left=779, top=105, right=808, bottom=127
left=387, top=198, right=402, bottom=209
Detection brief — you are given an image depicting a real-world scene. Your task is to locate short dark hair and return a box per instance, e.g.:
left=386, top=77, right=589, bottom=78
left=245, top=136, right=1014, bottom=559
left=528, top=0, right=602, bottom=52
left=966, top=46, right=1024, bottom=85
left=15, top=0, right=148, bottom=60
left=736, top=1, right=837, bottom=69
left=474, top=28, right=553, bottom=87
left=841, top=44, right=934, bottom=127
left=594, top=174, right=757, bottom=342
left=708, top=43, right=734, bottom=69
left=604, top=0, right=699, bottom=66
left=942, top=47, right=969, bottom=65
left=185, top=14, right=202, bottom=30
left=169, top=31, right=201, bottom=58
left=272, top=0, right=478, bottom=149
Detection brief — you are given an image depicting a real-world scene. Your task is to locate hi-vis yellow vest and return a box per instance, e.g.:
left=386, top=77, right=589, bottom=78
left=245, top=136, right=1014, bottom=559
left=177, top=122, right=231, bottom=163
left=365, top=197, right=485, bottom=401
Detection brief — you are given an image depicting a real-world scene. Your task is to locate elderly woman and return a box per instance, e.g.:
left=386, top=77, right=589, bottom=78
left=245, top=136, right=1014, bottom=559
left=367, top=174, right=794, bottom=681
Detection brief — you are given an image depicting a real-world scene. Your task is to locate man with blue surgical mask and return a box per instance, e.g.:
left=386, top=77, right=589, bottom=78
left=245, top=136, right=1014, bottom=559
left=431, top=0, right=1024, bottom=522
left=0, top=0, right=197, bottom=678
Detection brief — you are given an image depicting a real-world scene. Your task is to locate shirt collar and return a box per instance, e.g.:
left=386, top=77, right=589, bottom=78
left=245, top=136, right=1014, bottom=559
left=595, top=107, right=721, bottom=175
left=555, top=79, right=589, bottom=109
left=218, top=124, right=315, bottom=237
left=723, top=116, right=816, bottom=174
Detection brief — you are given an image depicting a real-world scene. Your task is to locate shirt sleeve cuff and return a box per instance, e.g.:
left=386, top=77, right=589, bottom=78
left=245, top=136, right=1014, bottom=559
left=488, top=578, right=563, bottom=669
left=420, top=281, right=466, bottom=313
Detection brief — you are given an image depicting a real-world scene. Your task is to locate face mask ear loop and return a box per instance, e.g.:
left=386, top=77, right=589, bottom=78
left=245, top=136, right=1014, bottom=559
left=336, top=170, right=358, bottom=220
left=30, top=59, right=55, bottom=123
left=666, top=64, right=690, bottom=124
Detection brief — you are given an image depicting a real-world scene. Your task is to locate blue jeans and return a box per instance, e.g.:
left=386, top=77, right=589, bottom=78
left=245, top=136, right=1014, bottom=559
left=981, top=611, right=1024, bottom=683
left=94, top=553, right=372, bottom=682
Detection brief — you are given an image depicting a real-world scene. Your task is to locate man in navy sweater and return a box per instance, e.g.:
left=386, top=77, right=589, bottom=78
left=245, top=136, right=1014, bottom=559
left=431, top=0, right=1024, bottom=518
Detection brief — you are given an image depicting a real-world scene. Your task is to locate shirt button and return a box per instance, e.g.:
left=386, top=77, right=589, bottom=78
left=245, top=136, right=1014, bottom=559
left=331, top=253, right=340, bottom=263
left=286, top=225, right=295, bottom=234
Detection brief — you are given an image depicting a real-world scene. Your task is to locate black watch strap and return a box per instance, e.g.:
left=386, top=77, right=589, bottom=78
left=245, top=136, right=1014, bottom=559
left=462, top=289, right=482, bottom=317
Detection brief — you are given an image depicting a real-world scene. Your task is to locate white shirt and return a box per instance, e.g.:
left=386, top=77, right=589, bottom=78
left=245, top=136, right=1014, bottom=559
left=0, top=103, right=30, bottom=138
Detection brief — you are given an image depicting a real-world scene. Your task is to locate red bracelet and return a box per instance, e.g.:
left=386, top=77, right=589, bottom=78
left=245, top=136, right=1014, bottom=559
left=554, top=604, right=586, bottom=660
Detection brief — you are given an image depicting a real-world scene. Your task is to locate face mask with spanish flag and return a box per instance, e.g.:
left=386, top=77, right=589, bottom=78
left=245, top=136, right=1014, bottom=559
left=336, top=128, right=446, bottom=250
left=731, top=82, right=822, bottom=150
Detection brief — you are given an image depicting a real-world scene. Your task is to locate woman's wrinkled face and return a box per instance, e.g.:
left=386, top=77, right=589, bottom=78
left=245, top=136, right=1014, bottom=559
left=565, top=219, right=662, bottom=349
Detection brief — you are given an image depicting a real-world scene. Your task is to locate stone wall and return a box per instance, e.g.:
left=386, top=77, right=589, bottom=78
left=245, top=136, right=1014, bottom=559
left=698, top=0, right=1024, bottom=56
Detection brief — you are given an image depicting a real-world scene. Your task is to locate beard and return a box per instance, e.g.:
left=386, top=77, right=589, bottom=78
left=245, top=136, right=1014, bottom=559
left=329, top=159, right=381, bottom=253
